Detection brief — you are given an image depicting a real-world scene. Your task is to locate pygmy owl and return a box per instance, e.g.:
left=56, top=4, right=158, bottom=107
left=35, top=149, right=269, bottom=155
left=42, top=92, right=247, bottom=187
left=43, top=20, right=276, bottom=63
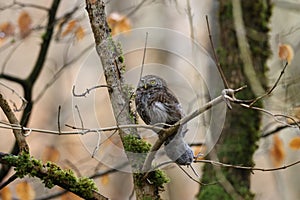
left=135, top=75, right=194, bottom=165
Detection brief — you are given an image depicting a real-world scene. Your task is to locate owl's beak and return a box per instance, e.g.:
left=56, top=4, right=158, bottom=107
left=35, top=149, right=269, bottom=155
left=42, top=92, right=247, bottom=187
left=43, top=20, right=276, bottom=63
left=144, top=85, right=147, bottom=89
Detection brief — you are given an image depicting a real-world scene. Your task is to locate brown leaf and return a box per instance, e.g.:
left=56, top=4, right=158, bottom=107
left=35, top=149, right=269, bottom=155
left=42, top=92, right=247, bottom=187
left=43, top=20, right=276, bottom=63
left=0, top=186, right=12, bottom=200
left=18, top=11, right=32, bottom=38
left=107, top=12, right=131, bottom=36
left=0, top=22, right=15, bottom=37
left=16, top=181, right=35, bottom=200
left=278, top=44, right=294, bottom=64
left=100, top=174, right=110, bottom=186
left=289, top=136, right=300, bottom=150
left=61, top=20, right=77, bottom=37
left=192, top=144, right=205, bottom=161
left=42, top=145, right=60, bottom=162
left=270, top=134, right=285, bottom=167
left=75, top=26, right=85, bottom=41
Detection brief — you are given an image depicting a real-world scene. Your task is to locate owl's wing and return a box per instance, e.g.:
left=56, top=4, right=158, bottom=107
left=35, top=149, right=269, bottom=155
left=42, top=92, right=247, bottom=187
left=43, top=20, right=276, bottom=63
left=149, top=88, right=184, bottom=125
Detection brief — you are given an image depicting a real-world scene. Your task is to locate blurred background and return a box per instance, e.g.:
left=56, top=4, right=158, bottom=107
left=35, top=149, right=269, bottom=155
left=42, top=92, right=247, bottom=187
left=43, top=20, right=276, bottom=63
left=0, top=0, right=300, bottom=199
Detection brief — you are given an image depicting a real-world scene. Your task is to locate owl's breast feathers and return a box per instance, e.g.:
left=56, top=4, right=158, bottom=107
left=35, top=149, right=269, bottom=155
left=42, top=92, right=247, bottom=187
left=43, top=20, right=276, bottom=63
left=136, top=86, right=183, bottom=126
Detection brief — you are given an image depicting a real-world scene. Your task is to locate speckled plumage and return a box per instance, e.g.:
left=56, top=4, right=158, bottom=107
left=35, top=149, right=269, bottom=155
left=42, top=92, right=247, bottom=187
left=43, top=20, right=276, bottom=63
left=135, top=75, right=194, bottom=165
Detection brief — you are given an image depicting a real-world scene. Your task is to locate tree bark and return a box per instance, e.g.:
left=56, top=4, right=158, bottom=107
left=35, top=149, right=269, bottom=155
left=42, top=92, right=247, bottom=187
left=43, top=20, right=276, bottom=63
left=198, top=0, right=272, bottom=199
left=85, top=1, right=164, bottom=199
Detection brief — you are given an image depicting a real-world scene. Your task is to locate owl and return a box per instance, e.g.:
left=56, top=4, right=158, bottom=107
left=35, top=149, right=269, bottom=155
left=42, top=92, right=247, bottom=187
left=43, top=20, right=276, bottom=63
left=135, top=75, right=194, bottom=165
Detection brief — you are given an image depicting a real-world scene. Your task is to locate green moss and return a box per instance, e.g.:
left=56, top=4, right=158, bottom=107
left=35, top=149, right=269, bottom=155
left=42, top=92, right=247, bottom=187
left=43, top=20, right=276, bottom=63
left=123, top=134, right=151, bottom=153
left=147, top=170, right=170, bottom=188
left=198, top=184, right=232, bottom=200
left=123, top=134, right=151, bottom=170
left=3, top=152, right=97, bottom=199
left=199, top=0, right=272, bottom=199
left=118, top=55, right=125, bottom=63
left=134, top=170, right=169, bottom=189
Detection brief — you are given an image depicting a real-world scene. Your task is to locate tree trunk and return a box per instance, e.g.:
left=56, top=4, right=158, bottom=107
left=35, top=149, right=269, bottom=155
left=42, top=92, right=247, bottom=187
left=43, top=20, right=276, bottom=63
left=198, top=0, right=272, bottom=199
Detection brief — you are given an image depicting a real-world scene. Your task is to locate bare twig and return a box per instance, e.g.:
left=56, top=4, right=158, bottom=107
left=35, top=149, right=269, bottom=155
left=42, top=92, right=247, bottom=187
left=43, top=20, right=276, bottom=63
left=0, top=82, right=28, bottom=112
left=249, top=62, right=289, bottom=106
left=72, top=84, right=112, bottom=97
left=34, top=44, right=95, bottom=102
left=261, top=121, right=299, bottom=138
left=195, top=159, right=300, bottom=172
left=74, top=105, right=84, bottom=130
left=139, top=32, right=148, bottom=81
left=126, top=0, right=149, bottom=18
left=206, top=15, right=229, bottom=89
left=1, top=41, right=23, bottom=74
left=0, top=121, right=162, bottom=135
left=57, top=105, right=61, bottom=134
left=186, top=0, right=194, bottom=40
left=177, top=165, right=206, bottom=185
left=239, top=103, right=300, bottom=129
left=0, top=1, right=49, bottom=11
left=92, top=130, right=101, bottom=158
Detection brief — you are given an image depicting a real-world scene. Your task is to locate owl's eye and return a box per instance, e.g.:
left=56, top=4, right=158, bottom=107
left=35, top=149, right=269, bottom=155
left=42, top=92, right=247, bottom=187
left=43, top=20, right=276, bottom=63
left=150, top=80, right=156, bottom=85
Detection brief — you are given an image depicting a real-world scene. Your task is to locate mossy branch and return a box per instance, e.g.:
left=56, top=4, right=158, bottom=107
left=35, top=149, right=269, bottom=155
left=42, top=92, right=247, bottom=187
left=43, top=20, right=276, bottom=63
left=85, top=0, right=167, bottom=199
left=0, top=152, right=107, bottom=200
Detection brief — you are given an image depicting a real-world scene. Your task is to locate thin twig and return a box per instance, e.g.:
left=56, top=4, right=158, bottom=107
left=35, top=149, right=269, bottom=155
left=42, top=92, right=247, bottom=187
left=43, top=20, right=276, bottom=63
left=74, top=105, right=84, bottom=130
left=249, top=62, right=289, bottom=106
left=206, top=15, right=229, bottom=89
left=126, top=0, right=149, bottom=18
left=261, top=121, right=299, bottom=138
left=0, top=121, right=162, bottom=135
left=92, top=130, right=101, bottom=158
left=186, top=0, right=194, bottom=40
left=34, top=43, right=94, bottom=102
left=139, top=32, right=148, bottom=81
left=178, top=165, right=207, bottom=185
left=57, top=105, right=61, bottom=134
left=0, top=82, right=28, bottom=112
left=72, top=84, right=112, bottom=97
left=195, top=159, right=300, bottom=172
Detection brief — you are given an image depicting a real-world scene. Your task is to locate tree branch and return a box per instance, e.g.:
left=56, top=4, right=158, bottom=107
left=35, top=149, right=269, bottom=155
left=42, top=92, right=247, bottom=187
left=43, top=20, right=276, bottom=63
left=232, top=0, right=265, bottom=96
left=0, top=152, right=107, bottom=200
left=0, top=93, right=28, bottom=152
left=85, top=0, right=160, bottom=199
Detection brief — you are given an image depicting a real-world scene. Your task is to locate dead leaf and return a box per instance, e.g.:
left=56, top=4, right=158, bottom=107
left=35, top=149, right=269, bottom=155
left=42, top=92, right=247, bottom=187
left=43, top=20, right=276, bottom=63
left=0, top=22, right=15, bottom=37
left=18, top=11, right=32, bottom=38
left=0, top=186, right=12, bottom=200
left=75, top=26, right=85, bottom=41
left=289, top=136, right=300, bottom=150
left=100, top=174, right=110, bottom=186
left=61, top=20, right=77, bottom=37
left=42, top=145, right=60, bottom=162
left=107, top=12, right=131, bottom=35
left=270, top=134, right=285, bottom=167
left=192, top=144, right=206, bottom=161
left=16, top=181, right=35, bottom=200
left=278, top=44, right=294, bottom=64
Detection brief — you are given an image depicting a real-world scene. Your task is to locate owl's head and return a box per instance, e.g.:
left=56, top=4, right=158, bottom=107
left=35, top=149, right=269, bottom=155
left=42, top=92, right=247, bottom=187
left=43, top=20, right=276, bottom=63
left=137, top=75, right=167, bottom=90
